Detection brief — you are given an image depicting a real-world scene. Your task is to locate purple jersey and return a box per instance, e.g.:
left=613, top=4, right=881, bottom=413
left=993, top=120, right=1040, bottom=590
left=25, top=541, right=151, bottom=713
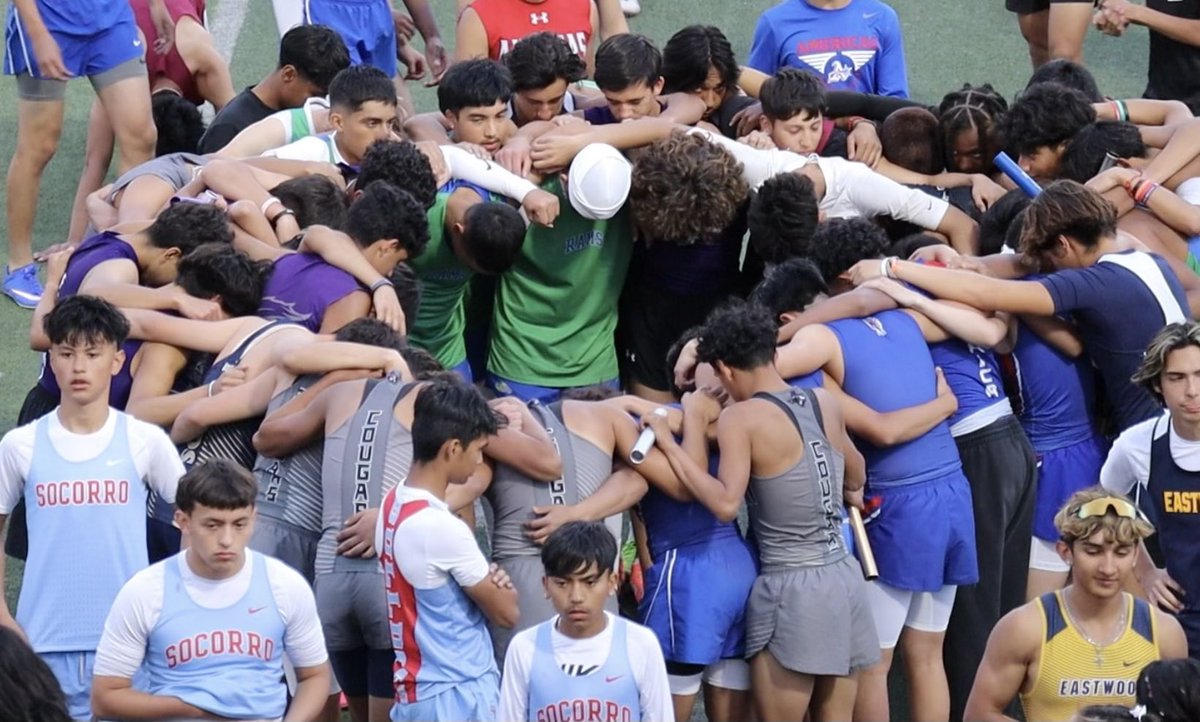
left=257, top=253, right=362, bottom=333
left=37, top=231, right=142, bottom=408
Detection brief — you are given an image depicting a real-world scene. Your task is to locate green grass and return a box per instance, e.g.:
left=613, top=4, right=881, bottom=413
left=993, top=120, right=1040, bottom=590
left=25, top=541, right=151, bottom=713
left=0, top=0, right=1151, bottom=709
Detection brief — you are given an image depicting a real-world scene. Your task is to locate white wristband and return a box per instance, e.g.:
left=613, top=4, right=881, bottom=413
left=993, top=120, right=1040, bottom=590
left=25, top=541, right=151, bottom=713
left=260, top=197, right=283, bottom=216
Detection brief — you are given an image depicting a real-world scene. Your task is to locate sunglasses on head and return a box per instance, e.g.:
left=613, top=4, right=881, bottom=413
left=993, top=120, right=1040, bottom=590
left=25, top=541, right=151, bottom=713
left=1075, top=497, right=1138, bottom=520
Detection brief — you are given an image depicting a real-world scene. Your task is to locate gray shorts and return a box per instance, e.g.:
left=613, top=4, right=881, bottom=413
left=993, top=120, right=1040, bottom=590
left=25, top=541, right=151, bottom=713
left=744, top=556, right=881, bottom=676
left=315, top=571, right=391, bottom=651
left=16, top=55, right=146, bottom=101
left=250, top=516, right=319, bottom=585
left=107, top=151, right=206, bottom=200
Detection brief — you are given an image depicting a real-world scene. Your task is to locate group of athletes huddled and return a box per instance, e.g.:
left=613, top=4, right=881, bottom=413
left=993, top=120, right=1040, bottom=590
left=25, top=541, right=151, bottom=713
left=4, top=0, right=1200, bottom=721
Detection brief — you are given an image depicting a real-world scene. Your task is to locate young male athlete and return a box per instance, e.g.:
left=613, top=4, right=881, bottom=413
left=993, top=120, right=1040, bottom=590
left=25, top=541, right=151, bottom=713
left=1101, top=321, right=1200, bottom=657
left=198, top=23, right=350, bottom=153
left=964, top=488, right=1187, bottom=721
left=376, top=381, right=519, bottom=721
left=497, top=521, right=673, bottom=722
left=3, top=0, right=161, bottom=306
left=456, top=0, right=597, bottom=66
left=647, top=302, right=878, bottom=721
left=0, top=296, right=184, bottom=720
left=91, top=460, right=332, bottom=721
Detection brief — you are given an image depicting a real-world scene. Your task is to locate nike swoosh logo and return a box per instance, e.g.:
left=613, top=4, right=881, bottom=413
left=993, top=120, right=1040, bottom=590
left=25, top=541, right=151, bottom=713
left=605, top=675, right=623, bottom=683
left=1123, top=660, right=1138, bottom=667
left=248, top=606, right=267, bottom=614
left=863, top=11, right=880, bottom=19
left=106, top=458, right=122, bottom=467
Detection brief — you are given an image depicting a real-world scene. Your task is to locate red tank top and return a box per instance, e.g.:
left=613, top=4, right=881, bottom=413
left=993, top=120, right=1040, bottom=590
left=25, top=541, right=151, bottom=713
left=467, top=0, right=591, bottom=61
left=132, top=0, right=206, bottom=104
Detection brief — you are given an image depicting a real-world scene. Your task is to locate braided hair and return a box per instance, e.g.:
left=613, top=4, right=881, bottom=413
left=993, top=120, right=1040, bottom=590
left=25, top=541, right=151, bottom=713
left=938, top=84, right=1008, bottom=174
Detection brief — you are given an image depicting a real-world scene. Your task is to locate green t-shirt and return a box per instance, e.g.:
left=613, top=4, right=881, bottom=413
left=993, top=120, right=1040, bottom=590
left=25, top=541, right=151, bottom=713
left=488, top=177, right=633, bottom=386
left=408, top=191, right=473, bottom=368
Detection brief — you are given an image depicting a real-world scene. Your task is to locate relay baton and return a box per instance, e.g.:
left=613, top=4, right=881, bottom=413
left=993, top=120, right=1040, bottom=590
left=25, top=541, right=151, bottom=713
left=848, top=506, right=879, bottom=581
left=994, top=151, right=1042, bottom=198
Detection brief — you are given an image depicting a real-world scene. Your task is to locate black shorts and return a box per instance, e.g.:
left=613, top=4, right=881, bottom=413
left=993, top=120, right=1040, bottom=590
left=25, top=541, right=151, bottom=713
left=1005, top=0, right=1092, bottom=14
left=618, top=282, right=730, bottom=392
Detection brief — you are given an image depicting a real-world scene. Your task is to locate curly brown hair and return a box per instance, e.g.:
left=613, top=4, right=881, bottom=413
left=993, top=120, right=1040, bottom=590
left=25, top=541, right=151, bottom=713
left=630, top=131, right=749, bottom=244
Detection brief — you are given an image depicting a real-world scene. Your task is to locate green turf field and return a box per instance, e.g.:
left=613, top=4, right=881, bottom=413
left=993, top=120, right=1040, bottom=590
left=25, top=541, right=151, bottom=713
left=0, top=0, right=1152, bottom=713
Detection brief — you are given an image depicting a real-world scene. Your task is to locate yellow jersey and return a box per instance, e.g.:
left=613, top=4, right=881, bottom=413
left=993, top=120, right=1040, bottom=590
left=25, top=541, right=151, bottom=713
left=1020, top=591, right=1160, bottom=722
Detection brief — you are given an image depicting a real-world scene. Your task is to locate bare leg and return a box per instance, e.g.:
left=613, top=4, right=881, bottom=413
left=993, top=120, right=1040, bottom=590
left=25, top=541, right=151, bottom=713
left=810, top=673, right=859, bottom=722
left=900, top=628, right=951, bottom=722
left=96, top=75, right=156, bottom=175
left=671, top=691, right=699, bottom=722
left=317, top=693, right=341, bottom=722
left=368, top=694, right=393, bottom=721
left=68, top=99, right=116, bottom=243
left=1026, top=567, right=1069, bottom=602
left=346, top=694, right=368, bottom=722
left=750, top=650, right=815, bottom=722
left=853, top=647, right=893, bottom=722
left=1017, top=10, right=1051, bottom=69
left=6, top=97, right=66, bottom=269
left=704, top=683, right=752, bottom=722
left=175, top=16, right=236, bottom=110
left=1047, top=2, right=1093, bottom=64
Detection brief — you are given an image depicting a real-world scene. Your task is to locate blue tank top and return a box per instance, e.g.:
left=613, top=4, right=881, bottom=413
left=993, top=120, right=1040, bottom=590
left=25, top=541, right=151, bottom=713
left=1146, top=418, right=1200, bottom=651
left=638, top=445, right=740, bottom=559
left=18, top=412, right=148, bottom=652
left=927, top=340, right=1006, bottom=429
left=828, top=311, right=962, bottom=488
left=526, top=616, right=641, bottom=722
left=1009, top=321, right=1100, bottom=451
left=146, top=552, right=287, bottom=719
left=787, top=369, right=825, bottom=389
left=37, top=231, right=142, bottom=407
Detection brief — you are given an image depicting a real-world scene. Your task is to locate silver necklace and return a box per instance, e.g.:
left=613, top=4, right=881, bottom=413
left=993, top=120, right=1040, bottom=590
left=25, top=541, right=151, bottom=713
left=1062, top=588, right=1128, bottom=667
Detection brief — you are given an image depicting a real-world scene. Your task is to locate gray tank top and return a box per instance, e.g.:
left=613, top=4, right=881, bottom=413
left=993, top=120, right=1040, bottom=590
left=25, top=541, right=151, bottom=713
left=253, top=375, right=324, bottom=533
left=748, top=388, right=849, bottom=571
left=316, top=378, right=416, bottom=575
left=486, top=402, right=618, bottom=560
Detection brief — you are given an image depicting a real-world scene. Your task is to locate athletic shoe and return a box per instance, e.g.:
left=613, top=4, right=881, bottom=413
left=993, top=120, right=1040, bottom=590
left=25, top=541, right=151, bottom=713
left=3, top=263, right=42, bottom=308
left=620, top=0, right=641, bottom=16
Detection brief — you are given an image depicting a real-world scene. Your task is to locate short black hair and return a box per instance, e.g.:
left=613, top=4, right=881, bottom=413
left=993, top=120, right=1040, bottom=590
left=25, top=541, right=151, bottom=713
left=0, top=627, right=72, bottom=722
left=807, top=217, right=889, bottom=283
left=44, top=295, right=130, bottom=348
left=459, top=201, right=526, bottom=275
left=661, top=25, right=738, bottom=95
left=504, top=32, right=586, bottom=92
left=976, top=189, right=1030, bottom=256
left=594, top=34, right=662, bottom=92
left=761, top=68, right=825, bottom=121
left=175, top=459, right=257, bottom=513
left=151, top=91, right=205, bottom=156
left=1000, top=82, right=1096, bottom=158
left=881, top=107, right=943, bottom=175
left=345, top=181, right=430, bottom=258
left=438, top=59, right=512, bottom=113
left=1059, top=121, right=1147, bottom=183
left=278, top=24, right=350, bottom=93
left=696, top=301, right=779, bottom=371
left=328, top=65, right=397, bottom=114
left=271, top=175, right=349, bottom=229
left=334, top=317, right=405, bottom=351
left=400, top=347, right=445, bottom=380
left=176, top=244, right=268, bottom=318
left=357, top=140, right=438, bottom=209
left=1027, top=58, right=1103, bottom=102
left=411, top=380, right=502, bottom=463
left=888, top=233, right=944, bottom=260
left=541, top=521, right=617, bottom=578
left=750, top=258, right=829, bottom=319
left=747, top=172, right=820, bottom=264
left=145, top=202, right=233, bottom=256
